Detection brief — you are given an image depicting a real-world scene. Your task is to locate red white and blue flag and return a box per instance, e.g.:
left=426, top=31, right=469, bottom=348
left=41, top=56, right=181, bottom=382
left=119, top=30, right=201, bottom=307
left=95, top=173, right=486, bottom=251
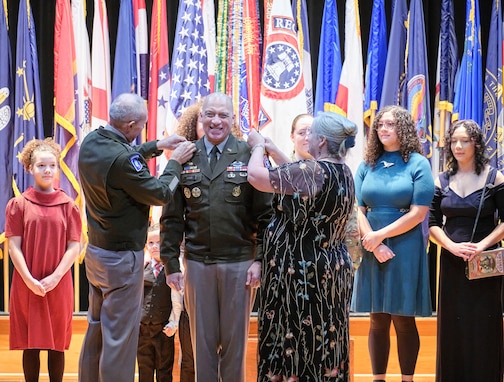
left=91, top=0, right=111, bottom=128
left=259, top=0, right=307, bottom=156
left=148, top=0, right=170, bottom=174
left=202, top=0, right=216, bottom=94
left=333, top=0, right=364, bottom=175
left=169, top=0, right=211, bottom=119
left=72, top=0, right=92, bottom=138
left=54, top=0, right=80, bottom=203
left=133, top=0, right=148, bottom=100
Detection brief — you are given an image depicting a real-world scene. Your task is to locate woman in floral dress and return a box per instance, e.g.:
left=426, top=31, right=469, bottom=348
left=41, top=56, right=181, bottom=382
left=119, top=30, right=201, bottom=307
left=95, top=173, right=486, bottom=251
left=247, top=112, right=357, bottom=381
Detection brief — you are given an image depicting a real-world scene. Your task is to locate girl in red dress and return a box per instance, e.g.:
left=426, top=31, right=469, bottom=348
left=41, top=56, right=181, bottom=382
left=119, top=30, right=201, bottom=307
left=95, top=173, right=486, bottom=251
left=5, top=138, right=81, bottom=382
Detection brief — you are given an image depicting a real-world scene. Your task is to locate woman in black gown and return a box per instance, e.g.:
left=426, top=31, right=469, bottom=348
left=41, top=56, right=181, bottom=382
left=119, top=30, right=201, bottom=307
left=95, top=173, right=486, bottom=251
left=429, top=119, right=504, bottom=382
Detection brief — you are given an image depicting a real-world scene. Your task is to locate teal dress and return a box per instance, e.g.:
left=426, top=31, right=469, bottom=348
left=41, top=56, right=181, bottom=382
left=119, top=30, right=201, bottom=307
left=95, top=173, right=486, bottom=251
left=351, top=151, right=434, bottom=316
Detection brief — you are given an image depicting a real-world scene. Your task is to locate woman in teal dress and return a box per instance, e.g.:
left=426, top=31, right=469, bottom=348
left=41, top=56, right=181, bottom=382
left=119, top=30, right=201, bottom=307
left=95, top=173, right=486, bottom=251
left=351, top=106, right=434, bottom=382
left=247, top=112, right=357, bottom=381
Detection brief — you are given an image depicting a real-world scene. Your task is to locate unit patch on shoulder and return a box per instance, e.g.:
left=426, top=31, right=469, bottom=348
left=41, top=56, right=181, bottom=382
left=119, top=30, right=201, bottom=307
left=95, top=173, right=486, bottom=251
left=129, top=154, right=143, bottom=172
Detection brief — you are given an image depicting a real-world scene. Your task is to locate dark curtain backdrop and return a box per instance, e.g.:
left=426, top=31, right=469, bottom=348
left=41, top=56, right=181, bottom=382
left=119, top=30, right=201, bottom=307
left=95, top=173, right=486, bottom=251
left=0, top=0, right=494, bottom=311
left=2, top=0, right=493, bottom=138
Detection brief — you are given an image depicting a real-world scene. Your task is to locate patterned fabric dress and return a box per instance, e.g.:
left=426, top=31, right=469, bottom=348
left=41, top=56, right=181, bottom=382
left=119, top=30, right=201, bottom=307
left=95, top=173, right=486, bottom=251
left=257, top=160, right=355, bottom=381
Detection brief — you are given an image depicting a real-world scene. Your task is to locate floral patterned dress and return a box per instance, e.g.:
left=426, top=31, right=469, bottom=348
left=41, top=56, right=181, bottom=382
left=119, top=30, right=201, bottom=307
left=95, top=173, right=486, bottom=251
left=257, top=160, right=355, bottom=381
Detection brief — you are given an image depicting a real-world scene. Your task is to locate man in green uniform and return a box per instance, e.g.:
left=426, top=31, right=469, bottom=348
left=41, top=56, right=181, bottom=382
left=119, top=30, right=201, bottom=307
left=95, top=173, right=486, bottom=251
left=160, top=92, right=273, bottom=382
left=78, top=93, right=196, bottom=382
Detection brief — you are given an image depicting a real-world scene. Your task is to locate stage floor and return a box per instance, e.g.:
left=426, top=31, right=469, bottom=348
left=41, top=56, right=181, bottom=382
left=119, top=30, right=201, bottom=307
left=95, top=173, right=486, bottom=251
left=0, top=315, right=437, bottom=382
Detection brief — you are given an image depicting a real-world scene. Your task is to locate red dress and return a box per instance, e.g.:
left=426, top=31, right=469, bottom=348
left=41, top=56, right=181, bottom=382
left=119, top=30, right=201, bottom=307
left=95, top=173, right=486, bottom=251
left=5, top=187, right=81, bottom=351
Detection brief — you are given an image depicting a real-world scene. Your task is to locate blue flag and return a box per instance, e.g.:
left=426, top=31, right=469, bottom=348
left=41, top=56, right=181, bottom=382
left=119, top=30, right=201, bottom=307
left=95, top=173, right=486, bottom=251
left=12, top=0, right=44, bottom=196
left=380, top=0, right=407, bottom=107
left=314, top=0, right=341, bottom=113
left=402, top=0, right=432, bottom=160
left=438, top=0, right=458, bottom=111
left=363, top=0, right=387, bottom=127
left=112, top=0, right=137, bottom=99
left=0, top=1, right=13, bottom=256
left=453, top=0, right=483, bottom=126
left=482, top=0, right=503, bottom=171
left=432, top=0, right=458, bottom=174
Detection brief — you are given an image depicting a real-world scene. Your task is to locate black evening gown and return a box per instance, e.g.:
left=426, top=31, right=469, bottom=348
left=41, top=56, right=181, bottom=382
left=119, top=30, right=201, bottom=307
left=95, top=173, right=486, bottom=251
left=429, top=168, right=504, bottom=382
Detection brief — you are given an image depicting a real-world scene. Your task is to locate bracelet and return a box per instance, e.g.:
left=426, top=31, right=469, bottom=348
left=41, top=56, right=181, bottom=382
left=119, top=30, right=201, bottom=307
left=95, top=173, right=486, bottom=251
left=251, top=143, right=265, bottom=154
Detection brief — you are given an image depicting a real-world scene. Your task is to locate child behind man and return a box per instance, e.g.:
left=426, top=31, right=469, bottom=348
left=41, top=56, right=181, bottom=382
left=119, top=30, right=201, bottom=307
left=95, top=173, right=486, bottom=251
left=137, top=223, right=182, bottom=382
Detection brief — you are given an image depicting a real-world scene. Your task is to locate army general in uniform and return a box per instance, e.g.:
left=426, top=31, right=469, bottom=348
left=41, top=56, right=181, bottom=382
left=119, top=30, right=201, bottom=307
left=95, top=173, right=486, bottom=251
left=160, top=92, right=273, bottom=382
left=78, top=93, right=196, bottom=382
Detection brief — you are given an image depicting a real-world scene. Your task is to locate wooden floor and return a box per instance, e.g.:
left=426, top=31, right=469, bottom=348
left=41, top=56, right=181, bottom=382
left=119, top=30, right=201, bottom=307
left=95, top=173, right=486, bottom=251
left=0, top=315, right=437, bottom=382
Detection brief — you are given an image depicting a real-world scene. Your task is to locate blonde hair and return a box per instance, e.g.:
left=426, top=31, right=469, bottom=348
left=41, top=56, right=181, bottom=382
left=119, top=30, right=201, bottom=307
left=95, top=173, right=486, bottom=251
left=20, top=138, right=61, bottom=172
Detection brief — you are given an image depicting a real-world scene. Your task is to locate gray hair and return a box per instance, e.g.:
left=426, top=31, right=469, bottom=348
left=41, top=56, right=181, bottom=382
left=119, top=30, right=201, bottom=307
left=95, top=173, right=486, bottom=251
left=311, top=112, right=357, bottom=159
left=109, top=93, right=147, bottom=124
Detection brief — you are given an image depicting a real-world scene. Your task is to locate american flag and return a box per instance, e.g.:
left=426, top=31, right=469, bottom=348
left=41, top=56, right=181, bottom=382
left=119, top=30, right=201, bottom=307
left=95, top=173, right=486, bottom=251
left=170, top=0, right=211, bottom=118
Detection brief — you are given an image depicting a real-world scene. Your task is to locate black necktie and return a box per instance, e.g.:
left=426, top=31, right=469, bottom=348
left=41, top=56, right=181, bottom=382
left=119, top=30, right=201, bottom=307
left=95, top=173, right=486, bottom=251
left=209, top=145, right=219, bottom=171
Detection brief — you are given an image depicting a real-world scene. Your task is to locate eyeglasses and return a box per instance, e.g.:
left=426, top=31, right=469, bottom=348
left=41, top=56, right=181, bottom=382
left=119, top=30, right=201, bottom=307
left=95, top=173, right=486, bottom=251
left=377, top=121, right=396, bottom=130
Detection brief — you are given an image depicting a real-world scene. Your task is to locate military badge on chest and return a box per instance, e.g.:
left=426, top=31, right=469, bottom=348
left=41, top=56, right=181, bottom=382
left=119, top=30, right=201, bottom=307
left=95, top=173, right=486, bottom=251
left=181, top=162, right=200, bottom=176
left=226, top=161, right=248, bottom=199
left=226, top=161, right=248, bottom=179
left=232, top=186, right=241, bottom=197
left=182, top=162, right=201, bottom=199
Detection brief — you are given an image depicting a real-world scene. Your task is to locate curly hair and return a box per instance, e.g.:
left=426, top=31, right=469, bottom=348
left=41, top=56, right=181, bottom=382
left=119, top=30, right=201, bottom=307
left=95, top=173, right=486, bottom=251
left=20, top=138, right=61, bottom=172
left=364, top=105, right=423, bottom=167
left=175, top=97, right=243, bottom=141
left=444, top=119, right=488, bottom=175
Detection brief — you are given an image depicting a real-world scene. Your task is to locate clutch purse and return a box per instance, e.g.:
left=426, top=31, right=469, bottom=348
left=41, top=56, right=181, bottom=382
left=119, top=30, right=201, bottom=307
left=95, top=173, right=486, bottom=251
left=466, top=247, right=504, bottom=280
left=465, top=172, right=503, bottom=280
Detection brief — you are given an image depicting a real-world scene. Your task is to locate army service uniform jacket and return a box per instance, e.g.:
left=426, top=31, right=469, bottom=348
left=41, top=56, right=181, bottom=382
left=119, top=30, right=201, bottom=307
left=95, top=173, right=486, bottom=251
left=79, top=127, right=182, bottom=251
left=160, top=135, right=273, bottom=274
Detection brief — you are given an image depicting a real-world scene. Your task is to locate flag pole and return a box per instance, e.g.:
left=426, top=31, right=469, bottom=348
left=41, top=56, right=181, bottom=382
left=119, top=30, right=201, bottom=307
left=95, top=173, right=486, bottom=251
left=439, top=109, right=446, bottom=173
left=3, top=240, right=9, bottom=312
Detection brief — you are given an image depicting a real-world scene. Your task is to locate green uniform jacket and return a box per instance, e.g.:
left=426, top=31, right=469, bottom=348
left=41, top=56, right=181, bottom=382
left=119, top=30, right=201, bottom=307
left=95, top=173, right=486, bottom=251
left=160, top=135, right=273, bottom=274
left=79, top=127, right=182, bottom=251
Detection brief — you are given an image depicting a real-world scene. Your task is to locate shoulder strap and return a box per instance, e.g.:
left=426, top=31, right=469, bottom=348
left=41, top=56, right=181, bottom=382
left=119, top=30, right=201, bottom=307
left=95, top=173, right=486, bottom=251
left=487, top=167, right=497, bottom=184
left=439, top=171, right=449, bottom=189
left=470, top=170, right=492, bottom=242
